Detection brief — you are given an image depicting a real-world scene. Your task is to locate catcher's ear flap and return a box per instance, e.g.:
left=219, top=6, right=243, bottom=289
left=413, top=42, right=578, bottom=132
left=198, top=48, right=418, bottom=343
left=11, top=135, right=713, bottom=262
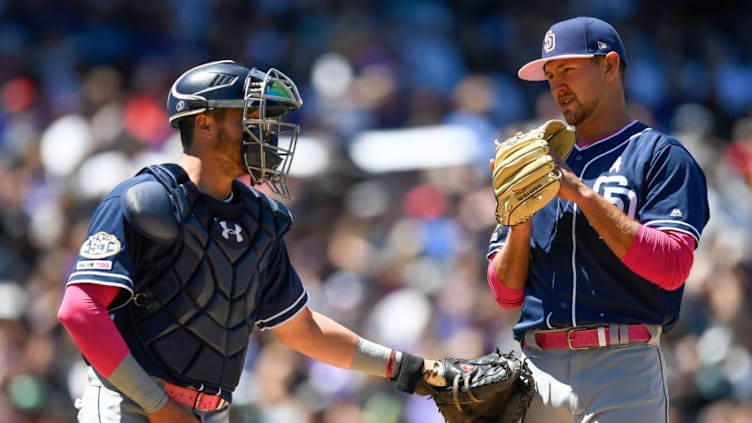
left=392, top=352, right=425, bottom=394
left=539, top=119, right=575, bottom=160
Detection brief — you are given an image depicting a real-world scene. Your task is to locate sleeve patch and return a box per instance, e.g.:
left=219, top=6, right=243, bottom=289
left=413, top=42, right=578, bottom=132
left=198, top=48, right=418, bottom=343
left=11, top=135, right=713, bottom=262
left=76, top=260, right=113, bottom=270
left=80, top=232, right=122, bottom=259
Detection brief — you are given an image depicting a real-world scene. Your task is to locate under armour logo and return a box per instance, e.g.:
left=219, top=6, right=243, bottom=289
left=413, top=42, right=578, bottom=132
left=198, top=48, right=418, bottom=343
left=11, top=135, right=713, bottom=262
left=219, top=221, right=243, bottom=242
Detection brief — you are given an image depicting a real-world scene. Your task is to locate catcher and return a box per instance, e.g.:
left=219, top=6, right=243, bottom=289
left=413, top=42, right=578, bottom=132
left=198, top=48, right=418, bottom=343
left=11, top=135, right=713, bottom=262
left=57, top=59, right=535, bottom=423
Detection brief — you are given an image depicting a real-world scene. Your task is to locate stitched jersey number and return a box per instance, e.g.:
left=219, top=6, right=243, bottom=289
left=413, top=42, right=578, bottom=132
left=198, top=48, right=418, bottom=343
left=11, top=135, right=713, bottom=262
left=593, top=175, right=637, bottom=219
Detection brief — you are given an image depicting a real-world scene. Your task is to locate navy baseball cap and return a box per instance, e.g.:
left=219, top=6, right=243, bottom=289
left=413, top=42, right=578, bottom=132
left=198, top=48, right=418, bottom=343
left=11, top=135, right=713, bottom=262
left=518, top=16, right=627, bottom=81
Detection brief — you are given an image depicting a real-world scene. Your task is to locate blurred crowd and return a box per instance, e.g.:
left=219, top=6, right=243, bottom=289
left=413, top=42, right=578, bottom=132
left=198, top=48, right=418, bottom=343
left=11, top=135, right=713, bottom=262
left=0, top=1, right=751, bottom=422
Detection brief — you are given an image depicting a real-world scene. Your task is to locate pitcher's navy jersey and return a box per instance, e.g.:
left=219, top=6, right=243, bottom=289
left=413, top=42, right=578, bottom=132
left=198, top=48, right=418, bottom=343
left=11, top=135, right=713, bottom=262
left=487, top=121, right=709, bottom=339
left=67, top=171, right=308, bottom=330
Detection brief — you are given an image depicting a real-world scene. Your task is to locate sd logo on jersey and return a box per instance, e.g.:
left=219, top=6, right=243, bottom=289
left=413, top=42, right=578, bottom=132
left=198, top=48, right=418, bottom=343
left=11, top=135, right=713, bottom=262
left=80, top=231, right=121, bottom=258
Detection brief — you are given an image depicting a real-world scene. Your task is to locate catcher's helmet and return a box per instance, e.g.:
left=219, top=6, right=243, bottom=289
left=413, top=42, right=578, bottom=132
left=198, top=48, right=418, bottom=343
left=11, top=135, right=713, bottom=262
left=167, top=60, right=303, bottom=198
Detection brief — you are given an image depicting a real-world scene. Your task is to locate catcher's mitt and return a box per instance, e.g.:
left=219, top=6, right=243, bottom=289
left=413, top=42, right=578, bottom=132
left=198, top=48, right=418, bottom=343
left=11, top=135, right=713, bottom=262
left=415, top=350, right=535, bottom=423
left=492, top=119, right=575, bottom=226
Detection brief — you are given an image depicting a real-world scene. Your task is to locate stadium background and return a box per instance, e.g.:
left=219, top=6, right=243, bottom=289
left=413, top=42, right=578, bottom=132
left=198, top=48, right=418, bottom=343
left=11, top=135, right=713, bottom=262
left=0, top=1, right=751, bottom=422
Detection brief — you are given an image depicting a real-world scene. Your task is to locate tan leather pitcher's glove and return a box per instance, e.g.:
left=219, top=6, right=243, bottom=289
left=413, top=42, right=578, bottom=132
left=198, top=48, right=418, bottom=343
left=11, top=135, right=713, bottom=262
left=493, top=119, right=575, bottom=226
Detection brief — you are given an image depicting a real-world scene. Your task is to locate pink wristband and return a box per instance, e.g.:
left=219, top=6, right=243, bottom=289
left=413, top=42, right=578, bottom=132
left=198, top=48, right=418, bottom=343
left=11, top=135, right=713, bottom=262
left=386, top=349, right=396, bottom=379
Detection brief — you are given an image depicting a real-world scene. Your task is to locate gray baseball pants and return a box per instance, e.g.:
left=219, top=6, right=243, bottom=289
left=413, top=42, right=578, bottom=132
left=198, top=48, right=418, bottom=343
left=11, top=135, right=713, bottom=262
left=521, top=340, right=668, bottom=422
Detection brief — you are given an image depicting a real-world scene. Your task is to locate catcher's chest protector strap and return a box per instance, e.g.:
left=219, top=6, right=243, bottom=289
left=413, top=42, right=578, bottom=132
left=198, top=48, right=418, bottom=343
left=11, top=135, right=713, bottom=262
left=394, top=352, right=424, bottom=394
left=140, top=163, right=198, bottom=219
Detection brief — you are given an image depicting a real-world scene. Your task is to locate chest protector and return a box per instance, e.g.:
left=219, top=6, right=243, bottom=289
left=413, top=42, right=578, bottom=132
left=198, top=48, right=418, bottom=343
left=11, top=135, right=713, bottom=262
left=114, top=164, right=291, bottom=392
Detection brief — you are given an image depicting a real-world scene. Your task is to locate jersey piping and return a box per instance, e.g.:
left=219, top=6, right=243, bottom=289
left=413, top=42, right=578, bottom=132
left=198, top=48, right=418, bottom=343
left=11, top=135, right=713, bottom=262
left=255, top=288, right=309, bottom=330
left=569, top=124, right=648, bottom=327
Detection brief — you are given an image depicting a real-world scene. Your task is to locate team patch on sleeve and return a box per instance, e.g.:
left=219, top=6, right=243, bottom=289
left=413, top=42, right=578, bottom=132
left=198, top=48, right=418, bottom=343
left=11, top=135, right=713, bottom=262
left=79, top=232, right=122, bottom=259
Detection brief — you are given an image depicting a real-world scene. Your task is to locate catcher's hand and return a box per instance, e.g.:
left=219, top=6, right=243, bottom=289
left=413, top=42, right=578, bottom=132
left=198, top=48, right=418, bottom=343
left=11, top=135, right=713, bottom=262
left=492, top=119, right=575, bottom=226
left=415, top=350, right=535, bottom=423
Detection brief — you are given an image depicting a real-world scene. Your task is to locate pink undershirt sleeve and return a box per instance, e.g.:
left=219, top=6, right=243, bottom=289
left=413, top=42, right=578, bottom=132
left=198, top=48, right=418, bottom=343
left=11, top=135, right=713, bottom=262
left=486, top=225, right=695, bottom=306
left=621, top=225, right=696, bottom=291
left=57, top=284, right=129, bottom=377
left=486, top=253, right=525, bottom=310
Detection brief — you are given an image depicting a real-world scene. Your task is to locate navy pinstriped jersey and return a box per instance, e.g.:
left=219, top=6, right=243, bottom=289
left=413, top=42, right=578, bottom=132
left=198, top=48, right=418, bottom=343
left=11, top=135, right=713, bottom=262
left=67, top=172, right=308, bottom=331
left=487, top=121, right=710, bottom=339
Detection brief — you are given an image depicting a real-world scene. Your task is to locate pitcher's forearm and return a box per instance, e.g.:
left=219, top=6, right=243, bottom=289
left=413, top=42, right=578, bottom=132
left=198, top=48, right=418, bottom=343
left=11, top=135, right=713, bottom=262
left=491, top=221, right=533, bottom=289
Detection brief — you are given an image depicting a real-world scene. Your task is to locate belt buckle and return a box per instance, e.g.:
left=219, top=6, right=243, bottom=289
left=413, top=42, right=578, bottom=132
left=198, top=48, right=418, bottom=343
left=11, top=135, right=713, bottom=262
left=194, top=391, right=207, bottom=410
left=566, top=327, right=589, bottom=350
left=194, top=391, right=227, bottom=411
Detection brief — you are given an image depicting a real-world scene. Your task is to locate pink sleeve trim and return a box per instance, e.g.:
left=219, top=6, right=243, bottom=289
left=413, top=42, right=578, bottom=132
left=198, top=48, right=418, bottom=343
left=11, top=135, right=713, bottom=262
left=621, top=225, right=696, bottom=291
left=57, top=284, right=130, bottom=377
left=487, top=254, right=524, bottom=310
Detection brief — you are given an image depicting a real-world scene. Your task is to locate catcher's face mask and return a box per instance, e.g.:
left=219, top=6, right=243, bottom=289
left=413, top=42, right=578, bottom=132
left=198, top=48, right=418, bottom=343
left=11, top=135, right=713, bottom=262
left=241, top=68, right=302, bottom=199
